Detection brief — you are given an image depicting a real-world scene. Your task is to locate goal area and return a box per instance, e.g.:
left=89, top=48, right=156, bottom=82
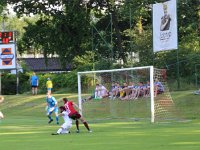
left=77, top=66, right=179, bottom=123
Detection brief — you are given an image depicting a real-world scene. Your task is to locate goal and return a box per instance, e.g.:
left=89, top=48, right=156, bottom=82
left=77, top=66, right=178, bottom=123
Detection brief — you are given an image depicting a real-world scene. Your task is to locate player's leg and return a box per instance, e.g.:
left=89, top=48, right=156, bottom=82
left=0, top=111, right=4, bottom=119
left=80, top=116, right=92, bottom=132
left=60, top=123, right=72, bottom=134
left=47, top=108, right=53, bottom=124
left=54, top=107, right=59, bottom=124
left=32, top=87, right=35, bottom=95
left=75, top=119, right=80, bottom=133
left=35, top=87, right=38, bottom=95
left=53, top=123, right=72, bottom=135
left=52, top=127, right=64, bottom=135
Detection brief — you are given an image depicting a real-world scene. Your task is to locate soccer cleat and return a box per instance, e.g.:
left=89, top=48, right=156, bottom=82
left=56, top=122, right=59, bottom=125
left=88, top=130, right=92, bottom=133
left=81, top=99, right=86, bottom=103
left=51, top=133, right=59, bottom=135
left=48, top=119, right=53, bottom=124
left=76, top=130, right=80, bottom=133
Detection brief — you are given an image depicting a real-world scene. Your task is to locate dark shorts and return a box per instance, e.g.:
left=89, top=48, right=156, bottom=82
left=32, top=85, right=38, bottom=88
left=69, top=112, right=81, bottom=120
left=158, top=90, right=164, bottom=94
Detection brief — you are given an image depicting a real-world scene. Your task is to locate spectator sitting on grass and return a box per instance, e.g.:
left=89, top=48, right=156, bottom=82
left=82, top=83, right=109, bottom=102
left=154, top=78, right=164, bottom=97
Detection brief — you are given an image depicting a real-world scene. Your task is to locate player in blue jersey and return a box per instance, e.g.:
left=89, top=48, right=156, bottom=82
left=46, top=92, right=59, bottom=124
left=30, top=72, right=39, bottom=95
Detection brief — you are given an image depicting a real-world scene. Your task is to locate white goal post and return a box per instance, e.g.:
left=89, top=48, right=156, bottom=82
left=77, top=66, right=156, bottom=122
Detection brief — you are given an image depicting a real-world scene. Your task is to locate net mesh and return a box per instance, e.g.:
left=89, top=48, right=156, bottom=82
left=78, top=67, right=180, bottom=122
left=154, top=69, right=181, bottom=122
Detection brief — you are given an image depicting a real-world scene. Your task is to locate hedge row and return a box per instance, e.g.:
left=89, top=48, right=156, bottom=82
left=1, top=71, right=78, bottom=95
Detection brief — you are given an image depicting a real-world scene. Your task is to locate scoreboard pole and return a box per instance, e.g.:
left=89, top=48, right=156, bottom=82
left=0, top=71, right=1, bottom=95
left=0, top=26, right=2, bottom=94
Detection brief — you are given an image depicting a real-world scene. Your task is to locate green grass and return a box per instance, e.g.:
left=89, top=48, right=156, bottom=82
left=1, top=91, right=200, bottom=150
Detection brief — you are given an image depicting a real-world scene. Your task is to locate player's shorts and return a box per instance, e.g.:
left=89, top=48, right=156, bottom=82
left=47, top=106, right=58, bottom=115
left=31, top=85, right=38, bottom=88
left=69, top=112, right=81, bottom=120
left=47, top=88, right=52, bottom=91
left=61, top=122, right=72, bottom=130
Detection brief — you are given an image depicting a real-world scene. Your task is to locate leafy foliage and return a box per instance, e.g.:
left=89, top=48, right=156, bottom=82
left=2, top=0, right=200, bottom=90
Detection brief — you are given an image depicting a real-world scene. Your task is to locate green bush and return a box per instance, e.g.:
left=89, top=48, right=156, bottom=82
left=35, top=71, right=78, bottom=94
left=1, top=72, right=30, bottom=95
left=64, top=71, right=78, bottom=91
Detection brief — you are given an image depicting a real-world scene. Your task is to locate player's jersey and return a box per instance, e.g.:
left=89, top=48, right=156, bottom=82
left=46, top=96, right=57, bottom=107
left=31, top=75, right=38, bottom=86
left=46, top=80, right=53, bottom=88
left=62, top=111, right=72, bottom=124
left=64, top=101, right=77, bottom=116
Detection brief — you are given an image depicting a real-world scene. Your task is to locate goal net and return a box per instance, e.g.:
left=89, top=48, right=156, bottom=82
left=77, top=66, right=179, bottom=122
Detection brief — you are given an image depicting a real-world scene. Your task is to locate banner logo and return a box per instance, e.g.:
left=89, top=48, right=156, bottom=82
left=0, top=48, right=14, bottom=65
left=0, top=44, right=16, bottom=69
left=153, top=0, right=178, bottom=52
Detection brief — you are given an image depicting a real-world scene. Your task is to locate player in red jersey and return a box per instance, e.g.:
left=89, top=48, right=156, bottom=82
left=62, top=98, right=92, bottom=133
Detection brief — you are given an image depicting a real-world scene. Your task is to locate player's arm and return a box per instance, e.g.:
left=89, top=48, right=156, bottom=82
left=72, top=102, right=81, bottom=111
left=49, top=97, right=58, bottom=112
left=36, top=77, right=39, bottom=86
left=58, top=113, right=64, bottom=116
left=45, top=102, right=49, bottom=111
left=30, top=77, right=32, bottom=85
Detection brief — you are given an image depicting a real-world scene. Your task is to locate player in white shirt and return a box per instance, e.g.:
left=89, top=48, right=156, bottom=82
left=52, top=106, right=72, bottom=135
left=0, top=96, right=4, bottom=119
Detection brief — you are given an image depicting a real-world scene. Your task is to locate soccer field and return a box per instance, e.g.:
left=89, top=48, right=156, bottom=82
left=0, top=92, right=200, bottom=150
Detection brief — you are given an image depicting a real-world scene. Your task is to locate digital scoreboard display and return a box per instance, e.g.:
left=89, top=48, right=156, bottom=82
left=0, top=31, right=14, bottom=44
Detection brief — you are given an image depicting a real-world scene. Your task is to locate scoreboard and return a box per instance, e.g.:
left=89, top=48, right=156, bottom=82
left=0, top=31, right=15, bottom=44
left=0, top=31, right=16, bottom=69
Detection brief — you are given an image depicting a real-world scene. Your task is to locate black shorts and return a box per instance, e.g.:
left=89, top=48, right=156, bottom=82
left=158, top=90, right=164, bottom=94
left=69, top=112, right=81, bottom=120
left=32, top=85, right=38, bottom=88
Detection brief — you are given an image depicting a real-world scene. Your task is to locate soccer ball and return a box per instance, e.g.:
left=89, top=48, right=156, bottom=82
left=0, top=111, right=4, bottom=119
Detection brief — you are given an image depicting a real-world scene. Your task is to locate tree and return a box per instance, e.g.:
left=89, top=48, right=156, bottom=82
left=0, top=0, right=6, bottom=14
left=7, top=0, right=91, bottom=67
left=5, top=0, right=200, bottom=81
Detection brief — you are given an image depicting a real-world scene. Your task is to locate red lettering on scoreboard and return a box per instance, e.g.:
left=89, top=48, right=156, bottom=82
left=0, top=31, right=14, bottom=44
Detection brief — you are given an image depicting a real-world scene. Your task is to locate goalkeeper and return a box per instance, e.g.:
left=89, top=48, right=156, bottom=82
left=46, top=92, right=59, bottom=124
